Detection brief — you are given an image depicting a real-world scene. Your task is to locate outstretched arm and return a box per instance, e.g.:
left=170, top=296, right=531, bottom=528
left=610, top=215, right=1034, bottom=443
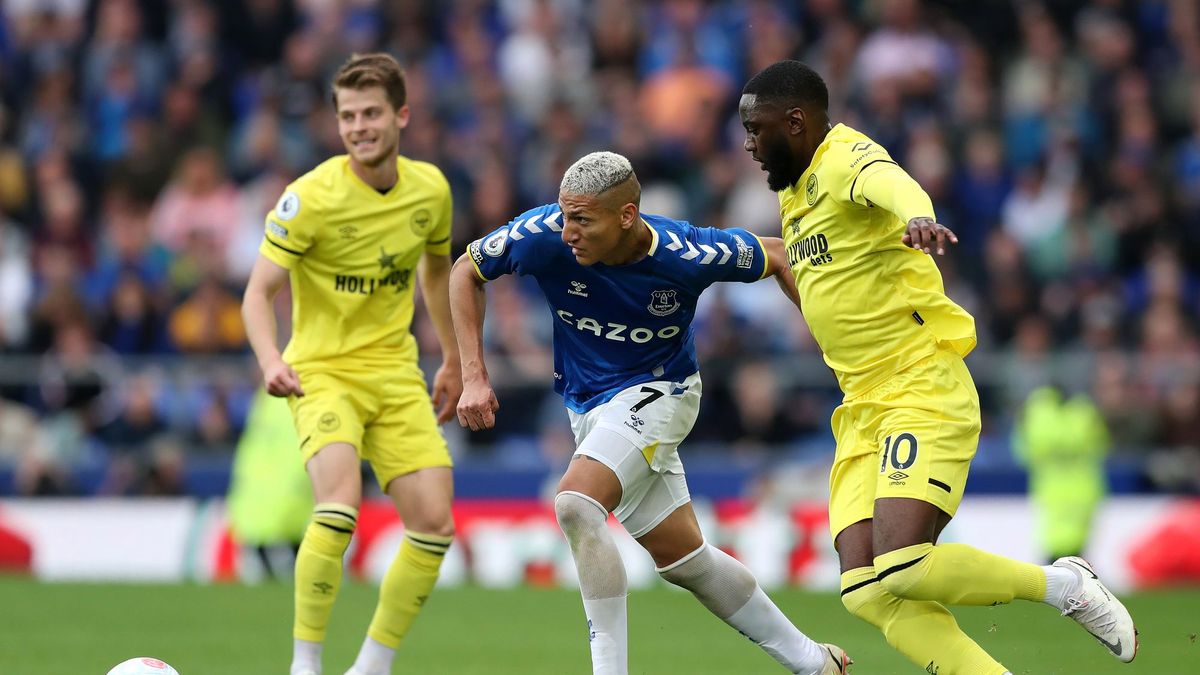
left=858, top=164, right=958, bottom=256
left=418, top=250, right=463, bottom=424
left=449, top=253, right=500, bottom=431
left=761, top=236, right=803, bottom=312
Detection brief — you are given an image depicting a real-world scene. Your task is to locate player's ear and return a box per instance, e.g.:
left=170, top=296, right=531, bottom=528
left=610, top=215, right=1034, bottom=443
left=396, top=104, right=410, bottom=130
left=786, top=106, right=806, bottom=136
left=619, top=202, right=638, bottom=229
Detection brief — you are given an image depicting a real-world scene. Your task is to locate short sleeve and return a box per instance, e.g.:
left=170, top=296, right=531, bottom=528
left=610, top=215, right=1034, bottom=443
left=828, top=140, right=897, bottom=207
left=467, top=207, right=558, bottom=281
left=697, top=226, right=769, bottom=284
left=425, top=175, right=453, bottom=255
left=259, top=188, right=317, bottom=269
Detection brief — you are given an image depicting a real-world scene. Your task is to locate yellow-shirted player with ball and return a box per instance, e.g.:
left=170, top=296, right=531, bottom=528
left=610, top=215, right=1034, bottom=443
left=242, top=52, right=460, bottom=675
left=739, top=60, right=1138, bottom=674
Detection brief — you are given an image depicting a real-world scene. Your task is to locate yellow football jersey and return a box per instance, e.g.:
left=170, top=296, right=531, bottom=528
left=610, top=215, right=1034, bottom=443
left=780, top=124, right=975, bottom=398
left=259, top=155, right=452, bottom=369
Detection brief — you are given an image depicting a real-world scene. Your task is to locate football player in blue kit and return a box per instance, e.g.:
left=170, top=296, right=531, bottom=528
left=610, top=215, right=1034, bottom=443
left=449, top=152, right=851, bottom=675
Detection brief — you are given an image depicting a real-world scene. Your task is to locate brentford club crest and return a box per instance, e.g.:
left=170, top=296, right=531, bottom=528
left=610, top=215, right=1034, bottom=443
left=647, top=289, right=680, bottom=317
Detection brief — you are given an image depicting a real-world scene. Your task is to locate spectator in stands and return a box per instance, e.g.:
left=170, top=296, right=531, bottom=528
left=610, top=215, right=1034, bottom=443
left=150, top=145, right=241, bottom=260
left=97, top=372, right=167, bottom=494
left=167, top=276, right=245, bottom=353
left=1, top=0, right=1200, bottom=488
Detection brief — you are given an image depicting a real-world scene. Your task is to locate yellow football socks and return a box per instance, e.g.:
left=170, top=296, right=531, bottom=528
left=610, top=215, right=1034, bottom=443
left=294, top=503, right=359, bottom=642
left=841, top=566, right=1008, bottom=675
left=874, top=542, right=1046, bottom=606
left=366, top=531, right=453, bottom=648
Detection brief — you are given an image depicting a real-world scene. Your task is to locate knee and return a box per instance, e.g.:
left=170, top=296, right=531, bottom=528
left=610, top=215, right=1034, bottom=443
left=840, top=575, right=880, bottom=619
left=840, top=565, right=890, bottom=624
left=554, top=491, right=607, bottom=536
left=840, top=578, right=893, bottom=634
left=656, top=543, right=710, bottom=586
left=876, top=571, right=913, bottom=599
left=874, top=544, right=933, bottom=600
left=404, top=507, right=455, bottom=539
left=840, top=587, right=869, bottom=619
left=418, top=518, right=455, bottom=539
left=657, top=545, right=752, bottom=593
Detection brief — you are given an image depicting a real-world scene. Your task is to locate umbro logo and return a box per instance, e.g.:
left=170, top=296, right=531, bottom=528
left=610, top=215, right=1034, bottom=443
left=888, top=471, right=908, bottom=481
left=568, top=281, right=589, bottom=297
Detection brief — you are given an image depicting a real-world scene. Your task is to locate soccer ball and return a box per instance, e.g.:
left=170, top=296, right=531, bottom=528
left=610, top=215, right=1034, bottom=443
left=106, top=657, right=180, bottom=675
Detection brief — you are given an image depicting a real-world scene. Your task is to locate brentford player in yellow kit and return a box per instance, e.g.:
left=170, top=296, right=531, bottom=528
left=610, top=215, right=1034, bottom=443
left=242, top=53, right=459, bottom=675
left=739, top=60, right=1137, bottom=674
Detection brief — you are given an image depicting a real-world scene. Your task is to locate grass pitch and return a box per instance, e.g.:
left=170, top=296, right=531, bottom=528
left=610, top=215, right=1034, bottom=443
left=1, top=577, right=1196, bottom=674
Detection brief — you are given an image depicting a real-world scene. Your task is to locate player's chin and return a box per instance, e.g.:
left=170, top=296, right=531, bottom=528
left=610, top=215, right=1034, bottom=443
left=573, top=253, right=595, bottom=266
left=765, top=170, right=791, bottom=192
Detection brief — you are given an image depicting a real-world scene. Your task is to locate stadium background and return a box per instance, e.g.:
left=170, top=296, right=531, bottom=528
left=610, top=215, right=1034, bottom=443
left=0, top=0, right=1198, bottom=673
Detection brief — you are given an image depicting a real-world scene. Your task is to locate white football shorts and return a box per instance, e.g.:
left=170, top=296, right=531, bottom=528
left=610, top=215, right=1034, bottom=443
left=567, top=371, right=702, bottom=538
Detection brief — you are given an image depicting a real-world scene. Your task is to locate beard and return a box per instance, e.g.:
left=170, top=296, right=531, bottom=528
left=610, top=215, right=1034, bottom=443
left=765, top=166, right=795, bottom=192
left=760, top=143, right=799, bottom=192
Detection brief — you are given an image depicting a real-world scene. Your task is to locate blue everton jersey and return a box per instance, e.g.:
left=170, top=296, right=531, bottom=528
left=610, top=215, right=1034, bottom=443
left=468, top=203, right=770, bottom=413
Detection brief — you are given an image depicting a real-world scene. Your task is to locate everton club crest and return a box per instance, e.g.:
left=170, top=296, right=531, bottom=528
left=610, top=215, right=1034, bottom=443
left=648, top=289, right=680, bottom=317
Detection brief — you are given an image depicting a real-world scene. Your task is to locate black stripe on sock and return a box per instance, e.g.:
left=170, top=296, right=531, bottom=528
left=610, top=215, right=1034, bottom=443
left=314, top=521, right=354, bottom=534
left=406, top=533, right=452, bottom=549
left=929, top=478, right=952, bottom=493
left=412, top=542, right=451, bottom=554
left=314, top=508, right=358, bottom=521
left=840, top=576, right=879, bottom=596
left=876, top=553, right=929, bottom=582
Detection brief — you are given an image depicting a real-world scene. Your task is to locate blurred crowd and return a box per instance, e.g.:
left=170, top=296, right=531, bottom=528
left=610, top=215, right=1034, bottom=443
left=1, top=0, right=1199, bottom=495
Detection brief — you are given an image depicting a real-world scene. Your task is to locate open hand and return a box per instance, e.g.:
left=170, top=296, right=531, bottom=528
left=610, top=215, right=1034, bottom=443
left=902, top=217, right=958, bottom=256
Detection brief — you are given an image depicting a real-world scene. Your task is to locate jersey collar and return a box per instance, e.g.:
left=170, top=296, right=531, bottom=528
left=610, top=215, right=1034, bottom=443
left=644, top=218, right=660, bottom=256
left=793, top=123, right=843, bottom=191
left=345, top=156, right=404, bottom=199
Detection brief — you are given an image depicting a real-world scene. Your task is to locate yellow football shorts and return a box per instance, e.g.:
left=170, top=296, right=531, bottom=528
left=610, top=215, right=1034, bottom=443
left=288, top=361, right=452, bottom=489
left=828, top=348, right=980, bottom=540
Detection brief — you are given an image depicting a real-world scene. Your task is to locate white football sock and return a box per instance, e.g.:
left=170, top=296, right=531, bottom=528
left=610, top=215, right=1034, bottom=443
left=582, top=595, right=628, bottom=675
left=291, top=638, right=322, bottom=675
left=347, top=635, right=395, bottom=675
left=555, top=490, right=628, bottom=675
left=1042, top=564, right=1079, bottom=611
left=658, top=543, right=825, bottom=675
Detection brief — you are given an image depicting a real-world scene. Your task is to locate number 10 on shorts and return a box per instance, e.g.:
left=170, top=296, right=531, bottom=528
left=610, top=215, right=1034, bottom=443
left=879, top=432, right=918, bottom=473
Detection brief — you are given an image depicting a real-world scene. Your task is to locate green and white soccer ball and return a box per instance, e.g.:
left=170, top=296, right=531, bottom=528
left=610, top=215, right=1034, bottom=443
left=106, top=657, right=180, bottom=675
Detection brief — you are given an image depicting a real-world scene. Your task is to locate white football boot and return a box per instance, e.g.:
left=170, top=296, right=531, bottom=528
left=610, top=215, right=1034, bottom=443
left=1053, top=556, right=1139, bottom=662
left=818, top=643, right=852, bottom=674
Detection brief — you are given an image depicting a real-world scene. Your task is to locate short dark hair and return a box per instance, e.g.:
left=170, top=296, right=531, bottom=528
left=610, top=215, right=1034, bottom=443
left=742, top=60, right=829, bottom=112
left=332, top=52, right=407, bottom=110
